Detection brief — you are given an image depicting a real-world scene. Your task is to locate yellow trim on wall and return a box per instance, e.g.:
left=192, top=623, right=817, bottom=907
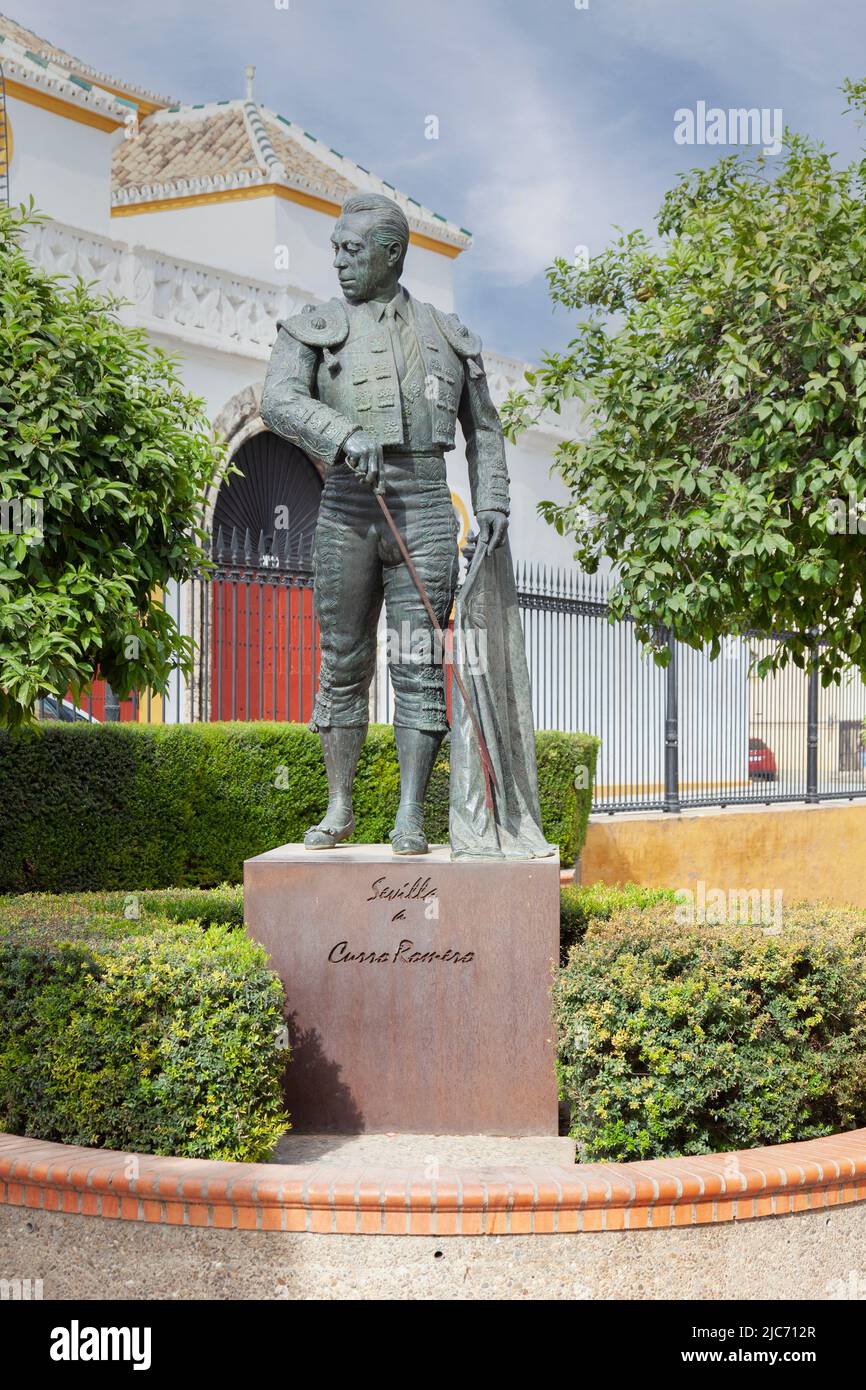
left=111, top=182, right=465, bottom=257
left=135, top=586, right=166, bottom=724
left=581, top=801, right=866, bottom=910
left=275, top=184, right=342, bottom=218
left=594, top=779, right=752, bottom=796
left=408, top=228, right=462, bottom=259
left=111, top=182, right=337, bottom=219
left=0, top=104, right=11, bottom=174
left=136, top=689, right=164, bottom=724
left=6, top=77, right=126, bottom=131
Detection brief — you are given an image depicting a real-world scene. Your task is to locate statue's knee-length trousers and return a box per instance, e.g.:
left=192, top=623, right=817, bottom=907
left=311, top=453, right=459, bottom=732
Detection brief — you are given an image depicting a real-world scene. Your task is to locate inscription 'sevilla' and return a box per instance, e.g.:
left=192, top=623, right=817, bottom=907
left=366, top=875, right=437, bottom=903
left=328, top=939, right=474, bottom=965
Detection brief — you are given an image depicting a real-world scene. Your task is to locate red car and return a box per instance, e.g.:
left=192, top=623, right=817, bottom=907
left=749, top=737, right=777, bottom=780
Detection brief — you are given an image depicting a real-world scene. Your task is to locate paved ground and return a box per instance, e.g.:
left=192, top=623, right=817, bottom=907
left=270, top=1132, right=576, bottom=1166
left=2, top=1200, right=864, bottom=1300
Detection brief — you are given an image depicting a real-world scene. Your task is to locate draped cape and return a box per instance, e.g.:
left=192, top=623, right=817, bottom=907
left=449, top=540, right=558, bottom=861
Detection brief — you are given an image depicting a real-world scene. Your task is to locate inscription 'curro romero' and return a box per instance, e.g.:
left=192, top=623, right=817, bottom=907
left=328, top=939, right=474, bottom=965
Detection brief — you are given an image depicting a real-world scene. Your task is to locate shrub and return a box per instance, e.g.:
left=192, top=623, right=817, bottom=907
left=556, top=900, right=866, bottom=1161
left=0, top=723, right=599, bottom=891
left=559, top=880, right=676, bottom=959
left=0, top=904, right=288, bottom=1160
left=0, top=886, right=244, bottom=935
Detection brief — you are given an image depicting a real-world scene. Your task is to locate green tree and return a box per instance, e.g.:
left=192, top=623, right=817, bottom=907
left=502, top=82, right=866, bottom=682
left=0, top=204, right=225, bottom=726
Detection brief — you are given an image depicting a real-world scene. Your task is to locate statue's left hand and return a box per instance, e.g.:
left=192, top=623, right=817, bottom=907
left=476, top=510, right=508, bottom=554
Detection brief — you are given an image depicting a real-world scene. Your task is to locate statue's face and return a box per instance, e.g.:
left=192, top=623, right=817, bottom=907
left=331, top=213, right=402, bottom=303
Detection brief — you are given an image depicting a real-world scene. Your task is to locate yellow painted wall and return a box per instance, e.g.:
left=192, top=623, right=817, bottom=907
left=135, top=586, right=165, bottom=723
left=581, top=801, right=866, bottom=907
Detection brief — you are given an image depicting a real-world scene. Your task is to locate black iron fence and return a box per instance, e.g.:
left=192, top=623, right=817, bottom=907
left=58, top=542, right=866, bottom=815
left=514, top=563, right=866, bottom=813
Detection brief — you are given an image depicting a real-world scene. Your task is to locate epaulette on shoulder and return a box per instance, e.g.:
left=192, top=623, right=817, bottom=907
left=432, top=307, right=483, bottom=359
left=278, top=298, right=349, bottom=348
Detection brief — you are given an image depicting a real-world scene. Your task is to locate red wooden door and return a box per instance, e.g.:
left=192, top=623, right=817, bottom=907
left=210, top=576, right=319, bottom=722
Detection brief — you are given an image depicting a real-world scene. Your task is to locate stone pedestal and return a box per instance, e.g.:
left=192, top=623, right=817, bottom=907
left=244, top=844, right=560, bottom=1135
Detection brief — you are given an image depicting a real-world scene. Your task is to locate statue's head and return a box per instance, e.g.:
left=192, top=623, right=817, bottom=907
left=331, top=193, right=410, bottom=304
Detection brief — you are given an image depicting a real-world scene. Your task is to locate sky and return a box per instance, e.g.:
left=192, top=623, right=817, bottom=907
left=15, top=0, right=866, bottom=361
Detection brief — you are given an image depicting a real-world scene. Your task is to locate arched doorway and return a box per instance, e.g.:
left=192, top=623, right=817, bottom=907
left=212, top=431, right=322, bottom=566
left=209, top=431, right=322, bottom=723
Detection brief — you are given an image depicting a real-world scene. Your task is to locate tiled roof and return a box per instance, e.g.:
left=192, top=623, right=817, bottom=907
left=0, top=11, right=174, bottom=107
left=112, top=100, right=471, bottom=252
left=264, top=116, right=355, bottom=203
left=114, top=108, right=260, bottom=191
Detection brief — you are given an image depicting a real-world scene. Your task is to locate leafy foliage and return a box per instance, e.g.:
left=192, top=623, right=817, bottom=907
left=502, top=82, right=866, bottom=683
left=0, top=722, right=599, bottom=891
left=559, top=879, right=676, bottom=960
left=0, top=885, right=245, bottom=936
left=0, top=204, right=225, bottom=726
left=556, top=899, right=866, bottom=1160
left=0, top=903, right=288, bottom=1160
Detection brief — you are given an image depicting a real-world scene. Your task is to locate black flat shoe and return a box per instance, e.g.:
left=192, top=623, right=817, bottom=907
left=304, top=817, right=355, bottom=849
left=389, top=826, right=429, bottom=855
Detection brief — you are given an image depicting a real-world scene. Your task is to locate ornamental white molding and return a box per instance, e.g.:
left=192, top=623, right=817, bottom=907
left=141, top=255, right=310, bottom=357
left=24, top=219, right=128, bottom=296
left=0, top=35, right=132, bottom=125
left=112, top=165, right=271, bottom=206
left=242, top=100, right=287, bottom=181
left=0, top=22, right=172, bottom=107
left=23, top=219, right=313, bottom=360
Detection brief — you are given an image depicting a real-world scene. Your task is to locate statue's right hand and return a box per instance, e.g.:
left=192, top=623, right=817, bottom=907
left=343, top=429, right=384, bottom=492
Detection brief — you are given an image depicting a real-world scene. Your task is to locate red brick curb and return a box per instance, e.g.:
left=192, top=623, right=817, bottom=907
left=2, top=1129, right=866, bottom=1236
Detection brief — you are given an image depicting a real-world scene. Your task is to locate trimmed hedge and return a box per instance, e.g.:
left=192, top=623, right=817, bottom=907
left=0, top=723, right=598, bottom=891
left=0, top=886, right=246, bottom=933
left=0, top=897, right=287, bottom=1160
left=556, top=899, right=866, bottom=1162
left=559, top=880, right=676, bottom=960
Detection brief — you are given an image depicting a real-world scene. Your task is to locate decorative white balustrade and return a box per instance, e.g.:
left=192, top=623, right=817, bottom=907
left=142, top=259, right=309, bottom=357
left=22, top=219, right=310, bottom=360
left=24, top=219, right=129, bottom=298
